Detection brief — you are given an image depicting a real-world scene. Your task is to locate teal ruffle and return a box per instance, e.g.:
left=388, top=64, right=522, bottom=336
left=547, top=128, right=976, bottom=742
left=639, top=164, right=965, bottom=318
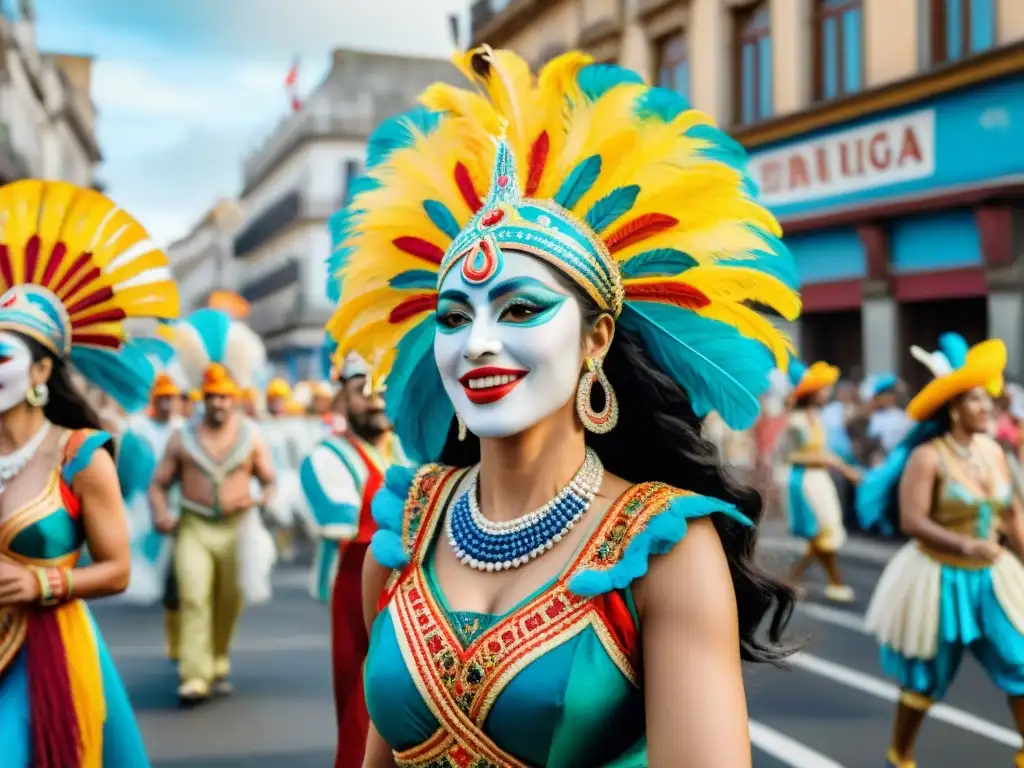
left=370, top=465, right=419, bottom=569
left=569, top=493, right=750, bottom=597
left=369, top=467, right=752, bottom=598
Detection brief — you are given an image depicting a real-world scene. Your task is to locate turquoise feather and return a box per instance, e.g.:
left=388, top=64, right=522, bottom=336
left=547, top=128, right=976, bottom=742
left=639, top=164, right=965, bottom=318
left=117, top=428, right=157, bottom=499
left=787, top=358, right=808, bottom=388
left=185, top=308, right=231, bottom=363
left=619, top=248, right=697, bottom=278
left=634, top=87, right=689, bottom=122
left=366, top=106, right=441, bottom=169
left=132, top=337, right=176, bottom=367
left=423, top=199, right=461, bottom=239
left=71, top=342, right=157, bottom=414
left=385, top=317, right=452, bottom=462
left=939, top=333, right=969, bottom=369
left=576, top=64, right=644, bottom=102
left=389, top=270, right=438, bottom=290
left=686, top=124, right=747, bottom=172
left=620, top=303, right=773, bottom=430
left=856, top=420, right=942, bottom=535
left=584, top=185, right=639, bottom=233
left=553, top=154, right=601, bottom=210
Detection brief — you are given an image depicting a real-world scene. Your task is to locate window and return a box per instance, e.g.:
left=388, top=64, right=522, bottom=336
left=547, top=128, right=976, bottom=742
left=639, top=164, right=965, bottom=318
left=340, top=159, right=362, bottom=205
left=921, top=0, right=996, bottom=67
left=655, top=34, right=690, bottom=102
left=814, top=0, right=863, bottom=101
left=735, top=2, right=773, bottom=125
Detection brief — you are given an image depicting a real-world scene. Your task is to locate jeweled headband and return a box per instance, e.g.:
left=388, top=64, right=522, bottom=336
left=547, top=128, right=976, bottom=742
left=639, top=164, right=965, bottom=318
left=325, top=46, right=802, bottom=461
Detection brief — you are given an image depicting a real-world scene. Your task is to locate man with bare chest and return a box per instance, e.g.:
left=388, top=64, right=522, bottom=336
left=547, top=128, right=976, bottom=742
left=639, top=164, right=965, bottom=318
left=149, top=362, right=276, bottom=706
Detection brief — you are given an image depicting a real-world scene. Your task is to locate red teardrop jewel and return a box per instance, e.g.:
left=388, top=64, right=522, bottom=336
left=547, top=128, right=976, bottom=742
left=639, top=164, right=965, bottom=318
left=480, top=208, right=504, bottom=227
left=497, top=175, right=509, bottom=188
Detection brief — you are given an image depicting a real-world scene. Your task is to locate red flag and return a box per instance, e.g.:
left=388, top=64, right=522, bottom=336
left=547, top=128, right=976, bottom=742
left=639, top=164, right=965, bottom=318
left=284, top=58, right=299, bottom=87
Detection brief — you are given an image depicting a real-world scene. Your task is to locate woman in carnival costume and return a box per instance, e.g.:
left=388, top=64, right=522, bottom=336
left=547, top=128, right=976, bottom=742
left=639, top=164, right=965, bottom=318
left=857, top=333, right=1024, bottom=768
left=0, top=179, right=179, bottom=766
left=327, top=47, right=801, bottom=766
left=776, top=359, right=860, bottom=602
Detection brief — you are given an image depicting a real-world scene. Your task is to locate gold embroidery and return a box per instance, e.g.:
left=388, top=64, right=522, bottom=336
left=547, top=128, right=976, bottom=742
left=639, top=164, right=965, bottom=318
left=390, top=476, right=684, bottom=766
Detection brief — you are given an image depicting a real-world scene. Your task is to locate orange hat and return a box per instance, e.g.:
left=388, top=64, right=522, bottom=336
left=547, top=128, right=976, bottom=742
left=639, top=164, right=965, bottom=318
left=790, top=362, right=840, bottom=401
left=202, top=363, right=238, bottom=397
left=151, top=372, right=180, bottom=399
left=188, top=389, right=202, bottom=402
left=313, top=381, right=334, bottom=399
left=266, top=378, right=292, bottom=400
left=284, top=399, right=306, bottom=415
left=241, top=386, right=259, bottom=403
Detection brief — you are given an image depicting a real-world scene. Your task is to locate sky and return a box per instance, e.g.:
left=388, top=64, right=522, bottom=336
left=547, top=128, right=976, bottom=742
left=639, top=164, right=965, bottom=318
left=35, top=0, right=469, bottom=245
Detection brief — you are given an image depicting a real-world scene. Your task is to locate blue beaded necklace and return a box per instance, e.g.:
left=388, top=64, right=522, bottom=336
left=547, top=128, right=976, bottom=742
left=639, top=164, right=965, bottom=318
left=446, top=447, right=603, bottom=572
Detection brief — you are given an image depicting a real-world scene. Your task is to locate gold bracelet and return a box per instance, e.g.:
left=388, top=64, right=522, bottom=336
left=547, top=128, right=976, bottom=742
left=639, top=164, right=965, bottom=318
left=63, top=568, right=73, bottom=600
left=34, top=567, right=57, bottom=606
left=45, top=568, right=64, bottom=601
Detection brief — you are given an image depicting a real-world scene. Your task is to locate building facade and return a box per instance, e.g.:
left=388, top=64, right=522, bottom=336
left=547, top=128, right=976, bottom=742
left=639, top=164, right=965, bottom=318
left=472, top=0, right=1024, bottom=386
left=232, top=49, right=459, bottom=381
left=167, top=200, right=244, bottom=316
left=0, top=1, right=102, bottom=186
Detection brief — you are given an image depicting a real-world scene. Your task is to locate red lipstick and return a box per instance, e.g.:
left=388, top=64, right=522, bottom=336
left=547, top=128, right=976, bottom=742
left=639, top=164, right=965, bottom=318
left=458, top=366, right=528, bottom=405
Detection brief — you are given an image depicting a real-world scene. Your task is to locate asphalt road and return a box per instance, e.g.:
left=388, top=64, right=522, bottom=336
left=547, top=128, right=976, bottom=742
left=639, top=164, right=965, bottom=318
left=91, top=537, right=1024, bottom=767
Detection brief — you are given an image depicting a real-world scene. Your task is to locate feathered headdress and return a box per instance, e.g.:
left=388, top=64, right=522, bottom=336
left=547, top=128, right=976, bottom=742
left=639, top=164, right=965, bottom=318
left=906, top=332, right=1005, bottom=421
left=326, top=47, right=800, bottom=460
left=0, top=180, right=179, bottom=412
left=161, top=308, right=267, bottom=397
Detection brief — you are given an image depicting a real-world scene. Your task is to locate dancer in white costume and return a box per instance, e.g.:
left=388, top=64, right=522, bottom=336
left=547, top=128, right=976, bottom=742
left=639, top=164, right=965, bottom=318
left=858, top=333, right=1024, bottom=768
left=151, top=308, right=278, bottom=704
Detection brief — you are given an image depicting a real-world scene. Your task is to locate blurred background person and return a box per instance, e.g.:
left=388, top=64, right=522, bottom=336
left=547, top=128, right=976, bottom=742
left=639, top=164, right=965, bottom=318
left=867, top=373, right=911, bottom=456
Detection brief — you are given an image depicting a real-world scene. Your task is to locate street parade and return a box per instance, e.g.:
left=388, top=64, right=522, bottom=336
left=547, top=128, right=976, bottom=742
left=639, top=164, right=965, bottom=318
left=3, top=1, right=1024, bottom=765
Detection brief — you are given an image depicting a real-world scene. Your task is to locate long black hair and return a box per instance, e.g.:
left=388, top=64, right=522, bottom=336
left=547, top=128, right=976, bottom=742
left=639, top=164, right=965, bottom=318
left=17, top=333, right=110, bottom=438
left=440, top=280, right=795, bottom=664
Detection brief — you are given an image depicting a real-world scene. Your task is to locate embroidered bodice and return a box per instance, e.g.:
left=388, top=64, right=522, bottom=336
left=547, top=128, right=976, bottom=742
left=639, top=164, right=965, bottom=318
left=0, top=429, right=110, bottom=679
left=930, top=437, right=1011, bottom=540
left=779, top=409, right=826, bottom=464
left=363, top=464, right=749, bottom=768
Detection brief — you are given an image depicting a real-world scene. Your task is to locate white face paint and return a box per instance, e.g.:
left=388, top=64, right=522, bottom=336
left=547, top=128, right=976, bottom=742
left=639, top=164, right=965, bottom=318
left=0, top=332, right=33, bottom=414
left=434, top=250, right=585, bottom=439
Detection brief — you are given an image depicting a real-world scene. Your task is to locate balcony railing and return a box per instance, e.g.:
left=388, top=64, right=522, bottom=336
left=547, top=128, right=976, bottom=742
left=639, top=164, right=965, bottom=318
left=242, top=95, right=375, bottom=195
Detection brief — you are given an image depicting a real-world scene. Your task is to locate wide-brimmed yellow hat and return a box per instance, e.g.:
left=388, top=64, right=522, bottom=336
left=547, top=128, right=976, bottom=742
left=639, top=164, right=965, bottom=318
left=907, top=338, right=1005, bottom=421
left=151, top=372, right=180, bottom=399
left=266, top=378, right=292, bottom=400
left=791, top=361, right=840, bottom=400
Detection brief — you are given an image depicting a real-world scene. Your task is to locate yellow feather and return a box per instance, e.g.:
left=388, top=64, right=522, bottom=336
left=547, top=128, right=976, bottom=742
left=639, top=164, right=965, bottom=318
left=658, top=265, right=801, bottom=320
left=696, top=303, right=795, bottom=367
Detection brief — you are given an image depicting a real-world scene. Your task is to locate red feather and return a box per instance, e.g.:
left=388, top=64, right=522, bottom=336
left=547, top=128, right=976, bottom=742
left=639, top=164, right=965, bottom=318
left=392, top=236, right=444, bottom=265
left=71, top=332, right=121, bottom=349
left=525, top=131, right=549, bottom=197
left=388, top=293, right=438, bottom=324
left=24, top=235, right=40, bottom=283
left=60, top=267, right=101, bottom=304
left=0, top=244, right=14, bottom=290
left=624, top=281, right=710, bottom=309
left=40, top=242, right=68, bottom=286
left=71, top=306, right=126, bottom=328
left=52, top=253, right=91, bottom=295
left=604, top=213, right=679, bottom=254
left=454, top=162, right=483, bottom=213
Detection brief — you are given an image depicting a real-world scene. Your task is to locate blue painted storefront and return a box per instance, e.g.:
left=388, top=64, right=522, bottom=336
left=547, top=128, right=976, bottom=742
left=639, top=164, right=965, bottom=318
left=749, top=74, right=1024, bottom=288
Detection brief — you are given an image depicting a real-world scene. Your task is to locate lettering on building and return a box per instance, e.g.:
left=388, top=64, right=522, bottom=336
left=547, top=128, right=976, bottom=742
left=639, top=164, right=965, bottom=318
left=749, top=110, right=937, bottom=209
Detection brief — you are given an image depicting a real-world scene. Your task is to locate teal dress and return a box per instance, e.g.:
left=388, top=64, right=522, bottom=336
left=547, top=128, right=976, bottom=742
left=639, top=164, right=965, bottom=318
left=363, top=464, right=748, bottom=767
left=0, top=429, right=149, bottom=767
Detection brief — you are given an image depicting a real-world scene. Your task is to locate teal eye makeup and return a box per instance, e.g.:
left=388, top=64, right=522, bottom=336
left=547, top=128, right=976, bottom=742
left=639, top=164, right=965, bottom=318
left=436, top=293, right=472, bottom=334
left=496, top=285, right=567, bottom=327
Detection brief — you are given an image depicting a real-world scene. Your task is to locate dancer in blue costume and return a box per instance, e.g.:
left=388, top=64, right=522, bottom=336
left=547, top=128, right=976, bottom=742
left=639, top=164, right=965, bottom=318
left=775, top=359, right=860, bottom=602
left=0, top=179, right=179, bottom=767
left=325, top=47, right=802, bottom=767
left=858, top=333, right=1024, bottom=768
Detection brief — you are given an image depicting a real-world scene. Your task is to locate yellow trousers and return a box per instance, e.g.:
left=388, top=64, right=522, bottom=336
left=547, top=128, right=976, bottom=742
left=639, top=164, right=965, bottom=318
left=175, top=510, right=243, bottom=684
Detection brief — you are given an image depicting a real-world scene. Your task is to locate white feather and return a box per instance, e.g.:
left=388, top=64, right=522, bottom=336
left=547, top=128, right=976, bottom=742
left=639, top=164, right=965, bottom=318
left=223, top=322, right=267, bottom=388
left=910, top=345, right=953, bottom=378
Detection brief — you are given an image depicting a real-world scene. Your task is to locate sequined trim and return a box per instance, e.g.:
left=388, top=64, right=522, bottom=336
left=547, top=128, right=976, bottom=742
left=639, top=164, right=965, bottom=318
left=390, top=476, right=682, bottom=766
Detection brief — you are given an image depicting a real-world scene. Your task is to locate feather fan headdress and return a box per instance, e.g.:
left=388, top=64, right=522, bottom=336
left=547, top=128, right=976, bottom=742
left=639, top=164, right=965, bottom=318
left=0, top=180, right=179, bottom=412
left=326, top=47, right=801, bottom=460
left=161, top=308, right=267, bottom=397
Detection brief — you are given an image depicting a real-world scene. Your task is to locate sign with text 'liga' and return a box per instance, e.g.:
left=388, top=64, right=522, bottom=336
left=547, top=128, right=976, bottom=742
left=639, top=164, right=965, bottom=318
left=750, top=109, right=937, bottom=208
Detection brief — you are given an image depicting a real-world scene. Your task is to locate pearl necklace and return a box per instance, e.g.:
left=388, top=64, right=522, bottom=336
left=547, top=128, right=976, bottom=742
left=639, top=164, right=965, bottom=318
left=447, top=447, right=604, bottom=572
left=0, top=421, right=50, bottom=497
